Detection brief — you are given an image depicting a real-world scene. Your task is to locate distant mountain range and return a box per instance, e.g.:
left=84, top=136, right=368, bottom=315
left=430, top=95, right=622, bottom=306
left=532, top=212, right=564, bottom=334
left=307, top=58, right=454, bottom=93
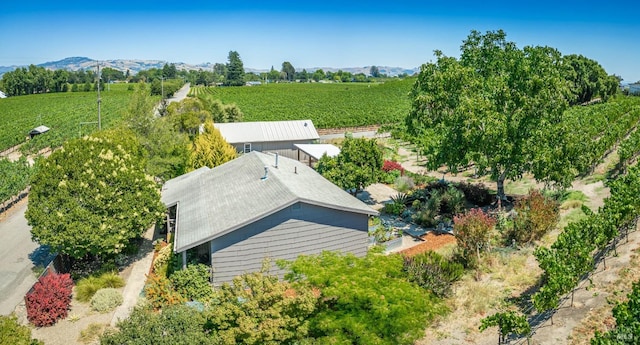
left=0, top=57, right=419, bottom=77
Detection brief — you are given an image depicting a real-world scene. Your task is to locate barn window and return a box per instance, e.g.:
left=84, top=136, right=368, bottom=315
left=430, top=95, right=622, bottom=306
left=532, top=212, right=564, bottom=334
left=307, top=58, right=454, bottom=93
left=243, top=143, right=252, bottom=153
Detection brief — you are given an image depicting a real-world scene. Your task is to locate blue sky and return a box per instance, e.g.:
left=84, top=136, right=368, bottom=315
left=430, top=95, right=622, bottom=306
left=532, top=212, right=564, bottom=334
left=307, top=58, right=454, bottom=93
left=1, top=1, right=638, bottom=82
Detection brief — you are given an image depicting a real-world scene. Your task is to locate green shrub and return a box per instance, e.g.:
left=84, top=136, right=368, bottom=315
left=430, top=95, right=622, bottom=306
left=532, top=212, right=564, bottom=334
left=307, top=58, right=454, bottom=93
left=370, top=225, right=401, bottom=243
left=75, top=272, right=125, bottom=302
left=75, top=277, right=101, bottom=303
left=407, top=171, right=437, bottom=186
left=508, top=189, right=559, bottom=244
left=381, top=169, right=401, bottom=184
left=169, top=264, right=213, bottom=302
left=383, top=201, right=405, bottom=215
left=101, top=304, right=215, bottom=345
left=394, top=175, right=415, bottom=193
left=0, top=314, right=43, bottom=345
left=403, top=251, right=464, bottom=297
left=90, top=288, right=123, bottom=313
left=414, top=190, right=443, bottom=227
left=98, top=271, right=125, bottom=288
left=144, top=274, right=185, bottom=309
left=455, top=182, right=493, bottom=206
left=152, top=244, right=172, bottom=278
left=440, top=186, right=466, bottom=215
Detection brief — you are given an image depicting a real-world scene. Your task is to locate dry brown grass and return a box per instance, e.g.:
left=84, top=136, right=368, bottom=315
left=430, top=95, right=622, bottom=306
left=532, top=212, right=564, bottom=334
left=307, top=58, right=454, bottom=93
left=78, top=322, right=106, bottom=344
left=568, top=244, right=640, bottom=345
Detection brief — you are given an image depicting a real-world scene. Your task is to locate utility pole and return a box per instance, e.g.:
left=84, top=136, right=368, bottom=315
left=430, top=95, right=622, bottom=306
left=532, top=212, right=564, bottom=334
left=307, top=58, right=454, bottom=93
left=97, top=61, right=102, bottom=130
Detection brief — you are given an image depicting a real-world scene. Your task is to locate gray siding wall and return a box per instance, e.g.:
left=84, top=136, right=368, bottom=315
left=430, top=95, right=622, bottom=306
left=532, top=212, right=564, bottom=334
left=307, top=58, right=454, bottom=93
left=231, top=140, right=314, bottom=160
left=209, top=202, right=368, bottom=285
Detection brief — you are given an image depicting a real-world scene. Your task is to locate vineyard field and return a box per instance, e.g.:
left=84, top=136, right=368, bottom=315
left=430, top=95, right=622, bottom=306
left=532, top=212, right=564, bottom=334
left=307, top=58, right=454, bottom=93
left=188, top=79, right=414, bottom=128
left=0, top=84, right=141, bottom=153
left=562, top=96, right=640, bottom=174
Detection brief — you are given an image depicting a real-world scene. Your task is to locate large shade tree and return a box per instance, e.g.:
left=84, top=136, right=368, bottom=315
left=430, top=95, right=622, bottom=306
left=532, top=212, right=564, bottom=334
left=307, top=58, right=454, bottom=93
left=562, top=54, right=619, bottom=105
left=26, top=136, right=165, bottom=259
left=406, top=30, right=570, bottom=200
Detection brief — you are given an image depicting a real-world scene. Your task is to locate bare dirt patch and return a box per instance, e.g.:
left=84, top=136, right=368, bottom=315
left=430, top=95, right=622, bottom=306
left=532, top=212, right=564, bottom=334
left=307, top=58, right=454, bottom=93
left=401, top=233, right=457, bottom=257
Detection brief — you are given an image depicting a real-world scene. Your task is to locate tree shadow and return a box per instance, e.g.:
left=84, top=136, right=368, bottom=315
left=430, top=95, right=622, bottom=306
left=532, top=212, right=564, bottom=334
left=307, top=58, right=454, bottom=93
left=357, top=190, right=384, bottom=206
left=28, top=245, right=56, bottom=268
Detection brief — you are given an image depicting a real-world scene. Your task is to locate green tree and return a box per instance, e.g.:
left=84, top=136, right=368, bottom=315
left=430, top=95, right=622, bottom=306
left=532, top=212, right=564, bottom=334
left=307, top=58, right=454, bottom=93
left=100, top=67, right=125, bottom=83
left=280, top=250, right=445, bottom=345
left=200, top=98, right=243, bottom=123
left=206, top=266, right=318, bottom=345
left=316, top=137, right=382, bottom=196
left=406, top=30, right=569, bottom=200
left=297, top=69, right=309, bottom=82
left=562, top=54, right=616, bottom=105
left=188, top=119, right=237, bottom=171
left=124, top=82, right=155, bottom=137
left=268, top=66, right=280, bottom=82
left=281, top=61, right=295, bottom=82
left=101, top=305, right=215, bottom=345
left=312, top=69, right=325, bottom=82
left=166, top=98, right=211, bottom=137
left=119, top=82, right=190, bottom=181
left=370, top=65, right=380, bottom=78
left=144, top=117, right=190, bottom=182
left=26, top=136, right=165, bottom=260
left=162, top=63, right=177, bottom=79
left=224, top=51, right=245, bottom=86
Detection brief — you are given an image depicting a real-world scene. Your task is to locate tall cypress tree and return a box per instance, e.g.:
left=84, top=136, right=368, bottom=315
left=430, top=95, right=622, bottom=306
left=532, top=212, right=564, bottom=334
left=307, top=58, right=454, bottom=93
left=224, top=51, right=245, bottom=86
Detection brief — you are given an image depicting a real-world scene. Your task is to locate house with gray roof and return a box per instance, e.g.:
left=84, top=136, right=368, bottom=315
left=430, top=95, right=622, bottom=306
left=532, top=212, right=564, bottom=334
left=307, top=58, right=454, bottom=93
left=161, top=151, right=378, bottom=285
left=214, top=120, right=319, bottom=160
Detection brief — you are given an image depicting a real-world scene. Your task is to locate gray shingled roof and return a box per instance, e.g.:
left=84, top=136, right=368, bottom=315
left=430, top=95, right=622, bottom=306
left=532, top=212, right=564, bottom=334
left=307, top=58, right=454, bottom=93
left=161, top=151, right=378, bottom=253
left=214, top=120, right=319, bottom=144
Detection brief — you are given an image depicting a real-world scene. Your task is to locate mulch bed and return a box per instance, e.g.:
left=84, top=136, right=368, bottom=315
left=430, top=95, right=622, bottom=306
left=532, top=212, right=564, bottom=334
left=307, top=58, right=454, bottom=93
left=400, top=232, right=457, bottom=257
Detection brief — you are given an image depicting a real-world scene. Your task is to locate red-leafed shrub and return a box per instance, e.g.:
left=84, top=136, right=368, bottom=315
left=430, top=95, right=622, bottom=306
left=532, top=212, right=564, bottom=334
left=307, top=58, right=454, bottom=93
left=454, top=208, right=496, bottom=266
left=382, top=160, right=404, bottom=174
left=509, top=189, right=559, bottom=244
left=26, top=272, right=73, bottom=327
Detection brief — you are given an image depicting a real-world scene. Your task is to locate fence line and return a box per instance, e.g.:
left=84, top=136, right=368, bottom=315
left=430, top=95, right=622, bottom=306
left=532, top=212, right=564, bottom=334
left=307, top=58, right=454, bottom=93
left=0, top=186, right=30, bottom=215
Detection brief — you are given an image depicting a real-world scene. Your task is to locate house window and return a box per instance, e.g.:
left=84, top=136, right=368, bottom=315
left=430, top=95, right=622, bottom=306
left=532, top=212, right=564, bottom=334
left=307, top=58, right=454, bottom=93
left=244, top=143, right=252, bottom=153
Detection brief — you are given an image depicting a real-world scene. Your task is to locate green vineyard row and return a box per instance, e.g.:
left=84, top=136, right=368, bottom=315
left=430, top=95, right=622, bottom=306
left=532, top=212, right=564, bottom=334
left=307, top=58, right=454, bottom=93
left=0, top=84, right=140, bottom=153
left=532, top=162, right=640, bottom=313
left=188, top=79, right=414, bottom=128
left=0, top=158, right=32, bottom=206
left=563, top=97, right=640, bottom=174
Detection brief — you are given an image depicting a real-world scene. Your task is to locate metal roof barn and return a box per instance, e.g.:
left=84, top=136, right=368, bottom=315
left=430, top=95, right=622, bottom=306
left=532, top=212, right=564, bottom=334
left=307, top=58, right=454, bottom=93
left=214, top=120, right=319, bottom=144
